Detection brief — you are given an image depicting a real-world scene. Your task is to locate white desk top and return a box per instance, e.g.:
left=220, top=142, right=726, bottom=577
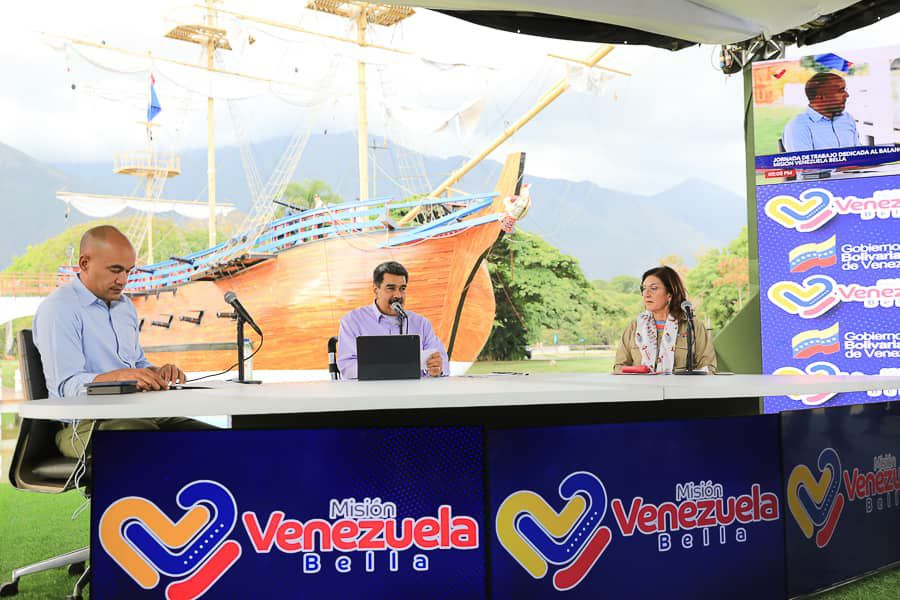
left=18, top=375, right=659, bottom=420
left=544, top=373, right=900, bottom=400
left=17, top=373, right=900, bottom=421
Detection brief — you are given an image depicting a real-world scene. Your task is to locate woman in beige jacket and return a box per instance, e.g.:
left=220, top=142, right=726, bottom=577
left=613, top=266, right=716, bottom=374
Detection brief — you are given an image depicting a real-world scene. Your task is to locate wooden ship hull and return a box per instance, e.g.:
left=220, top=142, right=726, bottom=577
left=131, top=153, right=527, bottom=378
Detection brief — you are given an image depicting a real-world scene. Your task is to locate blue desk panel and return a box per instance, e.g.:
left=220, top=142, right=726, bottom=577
left=488, top=416, right=786, bottom=599
left=782, top=401, right=900, bottom=596
left=90, top=427, right=485, bottom=599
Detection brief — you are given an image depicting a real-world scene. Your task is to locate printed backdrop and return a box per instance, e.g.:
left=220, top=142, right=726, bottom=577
left=753, top=45, right=900, bottom=412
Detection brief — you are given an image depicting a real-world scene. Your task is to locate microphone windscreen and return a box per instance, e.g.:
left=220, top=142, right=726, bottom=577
left=224, top=291, right=236, bottom=303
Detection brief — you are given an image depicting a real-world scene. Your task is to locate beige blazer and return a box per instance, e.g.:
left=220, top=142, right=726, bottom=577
left=614, top=317, right=717, bottom=373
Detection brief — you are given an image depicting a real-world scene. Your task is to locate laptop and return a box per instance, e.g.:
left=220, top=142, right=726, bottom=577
left=357, top=335, right=422, bottom=381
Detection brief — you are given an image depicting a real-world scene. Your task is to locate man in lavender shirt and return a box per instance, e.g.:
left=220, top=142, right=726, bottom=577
left=337, top=261, right=448, bottom=379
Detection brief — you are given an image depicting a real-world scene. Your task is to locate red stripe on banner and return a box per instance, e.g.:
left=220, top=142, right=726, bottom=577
left=166, top=540, right=242, bottom=600
left=816, top=493, right=845, bottom=548
left=794, top=341, right=840, bottom=359
left=552, top=526, right=612, bottom=591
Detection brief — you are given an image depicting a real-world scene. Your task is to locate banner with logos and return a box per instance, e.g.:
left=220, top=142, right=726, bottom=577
left=487, top=416, right=785, bottom=599
left=757, top=173, right=900, bottom=412
left=753, top=44, right=900, bottom=412
left=781, top=402, right=900, bottom=596
left=90, top=428, right=485, bottom=599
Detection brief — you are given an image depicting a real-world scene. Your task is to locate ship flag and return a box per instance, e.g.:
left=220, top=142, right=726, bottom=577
left=147, top=73, right=162, bottom=122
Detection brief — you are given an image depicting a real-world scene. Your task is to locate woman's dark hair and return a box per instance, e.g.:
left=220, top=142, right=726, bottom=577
left=373, top=261, right=408, bottom=286
left=641, top=265, right=688, bottom=321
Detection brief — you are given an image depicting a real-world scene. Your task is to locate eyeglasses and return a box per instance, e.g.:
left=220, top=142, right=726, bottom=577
left=640, top=284, right=663, bottom=294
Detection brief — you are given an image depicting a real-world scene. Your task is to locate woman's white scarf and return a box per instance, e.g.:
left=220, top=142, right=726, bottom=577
left=635, top=311, right=679, bottom=373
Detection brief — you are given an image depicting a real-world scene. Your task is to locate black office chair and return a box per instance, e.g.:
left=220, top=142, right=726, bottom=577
left=328, top=336, right=341, bottom=380
left=1, top=330, right=90, bottom=599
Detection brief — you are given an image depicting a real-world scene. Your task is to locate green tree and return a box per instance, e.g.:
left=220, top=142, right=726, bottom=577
left=685, top=227, right=750, bottom=332
left=481, top=231, right=628, bottom=360
left=5, top=218, right=235, bottom=273
left=595, top=275, right=641, bottom=294
left=282, top=180, right=342, bottom=211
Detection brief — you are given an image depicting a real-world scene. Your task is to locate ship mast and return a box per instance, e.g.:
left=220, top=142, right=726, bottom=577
left=306, top=1, right=415, bottom=202
left=398, top=44, right=615, bottom=226
left=113, top=104, right=181, bottom=264
left=164, top=0, right=233, bottom=246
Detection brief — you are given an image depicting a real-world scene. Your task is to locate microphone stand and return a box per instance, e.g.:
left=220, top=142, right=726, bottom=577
left=676, top=307, right=707, bottom=376
left=217, top=311, right=262, bottom=384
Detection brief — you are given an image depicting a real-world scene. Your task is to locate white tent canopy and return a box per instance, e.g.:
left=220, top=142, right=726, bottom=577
left=398, top=1, right=867, bottom=45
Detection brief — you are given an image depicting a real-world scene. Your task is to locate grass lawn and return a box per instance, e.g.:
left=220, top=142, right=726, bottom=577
left=0, top=483, right=90, bottom=598
left=753, top=105, right=802, bottom=155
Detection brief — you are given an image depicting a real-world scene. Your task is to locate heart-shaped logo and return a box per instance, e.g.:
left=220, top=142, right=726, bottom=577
left=787, top=448, right=844, bottom=548
left=765, top=188, right=836, bottom=232
left=773, top=361, right=844, bottom=405
left=768, top=275, right=839, bottom=318
left=496, top=471, right=612, bottom=591
left=99, top=480, right=242, bottom=600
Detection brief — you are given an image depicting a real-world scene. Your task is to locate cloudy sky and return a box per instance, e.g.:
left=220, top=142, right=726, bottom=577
left=0, top=1, right=898, bottom=197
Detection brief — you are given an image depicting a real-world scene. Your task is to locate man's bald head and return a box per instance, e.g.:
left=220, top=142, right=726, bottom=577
left=79, top=225, right=133, bottom=256
left=78, top=225, right=137, bottom=304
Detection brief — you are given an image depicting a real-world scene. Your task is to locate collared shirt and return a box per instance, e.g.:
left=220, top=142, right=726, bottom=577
left=337, top=302, right=449, bottom=379
left=33, top=276, right=151, bottom=398
left=782, top=107, right=859, bottom=152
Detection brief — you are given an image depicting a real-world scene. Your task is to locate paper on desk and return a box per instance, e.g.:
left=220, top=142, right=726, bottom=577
left=421, top=348, right=440, bottom=370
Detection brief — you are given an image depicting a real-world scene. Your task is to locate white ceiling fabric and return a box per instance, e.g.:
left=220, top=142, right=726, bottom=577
left=398, top=1, right=860, bottom=44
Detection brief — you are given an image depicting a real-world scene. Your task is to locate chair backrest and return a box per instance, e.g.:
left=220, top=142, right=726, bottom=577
left=18, top=328, right=48, bottom=400
left=8, top=329, right=79, bottom=493
left=328, top=336, right=340, bottom=380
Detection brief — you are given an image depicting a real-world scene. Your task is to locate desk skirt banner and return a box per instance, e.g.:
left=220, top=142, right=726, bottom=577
left=782, top=402, right=900, bottom=597
left=487, top=416, right=785, bottom=599
left=89, top=427, right=485, bottom=600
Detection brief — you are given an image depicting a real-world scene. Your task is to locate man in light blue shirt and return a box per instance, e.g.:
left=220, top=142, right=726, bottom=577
left=33, top=225, right=209, bottom=457
left=338, top=261, right=448, bottom=379
left=782, top=72, right=859, bottom=152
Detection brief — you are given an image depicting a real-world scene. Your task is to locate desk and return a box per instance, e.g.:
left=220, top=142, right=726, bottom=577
left=27, top=374, right=900, bottom=599
left=19, top=373, right=900, bottom=429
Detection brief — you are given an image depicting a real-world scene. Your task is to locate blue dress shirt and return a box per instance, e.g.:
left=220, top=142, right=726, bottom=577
left=337, top=302, right=449, bottom=379
left=33, top=276, right=151, bottom=398
left=782, top=107, right=859, bottom=152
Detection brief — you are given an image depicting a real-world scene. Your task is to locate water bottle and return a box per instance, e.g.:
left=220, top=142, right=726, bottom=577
left=243, top=338, right=254, bottom=379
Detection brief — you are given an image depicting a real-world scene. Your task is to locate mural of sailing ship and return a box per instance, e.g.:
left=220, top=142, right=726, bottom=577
left=49, top=1, right=624, bottom=378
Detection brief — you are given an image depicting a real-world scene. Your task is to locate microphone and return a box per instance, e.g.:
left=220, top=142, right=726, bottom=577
left=681, top=300, right=694, bottom=318
left=327, top=336, right=340, bottom=381
left=391, top=301, right=407, bottom=319
left=224, top=291, right=262, bottom=336
left=391, top=301, right=407, bottom=335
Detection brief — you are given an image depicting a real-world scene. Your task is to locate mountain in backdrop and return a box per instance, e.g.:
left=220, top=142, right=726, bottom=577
left=0, top=133, right=746, bottom=279
left=0, top=142, right=90, bottom=269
